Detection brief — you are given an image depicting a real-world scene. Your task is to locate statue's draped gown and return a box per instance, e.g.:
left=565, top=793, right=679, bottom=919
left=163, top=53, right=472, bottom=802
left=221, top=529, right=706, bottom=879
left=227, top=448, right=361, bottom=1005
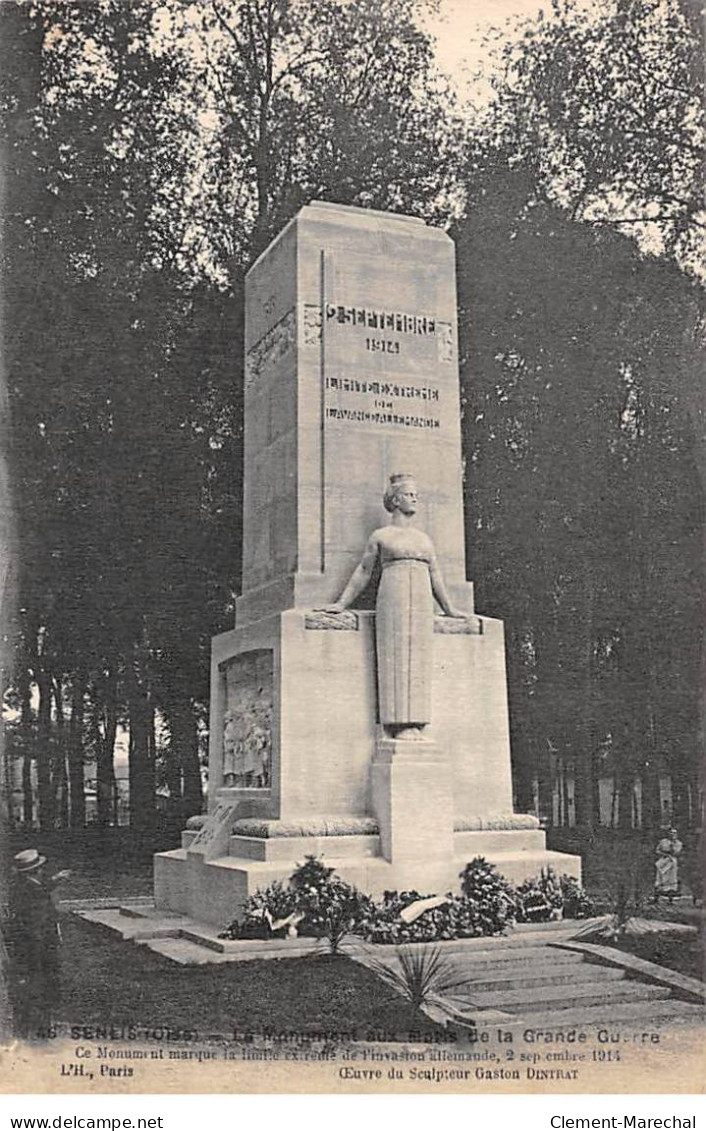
left=375, top=526, right=435, bottom=726
left=654, top=837, right=682, bottom=894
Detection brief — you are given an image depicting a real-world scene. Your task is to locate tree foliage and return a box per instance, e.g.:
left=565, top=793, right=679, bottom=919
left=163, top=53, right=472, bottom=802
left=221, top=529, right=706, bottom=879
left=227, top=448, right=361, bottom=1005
left=473, top=0, right=705, bottom=276
left=454, top=167, right=703, bottom=829
left=36, top=0, right=459, bottom=282
left=2, top=0, right=458, bottom=832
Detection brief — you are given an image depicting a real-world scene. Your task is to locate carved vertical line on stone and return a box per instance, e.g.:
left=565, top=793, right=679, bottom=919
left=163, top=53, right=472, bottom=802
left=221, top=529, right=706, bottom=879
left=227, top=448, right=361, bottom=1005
left=319, top=248, right=329, bottom=573
left=406, top=563, right=413, bottom=719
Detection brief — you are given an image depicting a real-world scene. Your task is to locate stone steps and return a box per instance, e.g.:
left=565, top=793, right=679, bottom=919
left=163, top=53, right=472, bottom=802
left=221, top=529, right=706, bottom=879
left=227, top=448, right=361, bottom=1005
left=424, top=932, right=704, bottom=1034
left=350, top=929, right=700, bottom=1031
left=460, top=978, right=672, bottom=1014
left=455, top=962, right=626, bottom=993
left=449, top=996, right=704, bottom=1034
left=142, top=934, right=324, bottom=964
left=76, top=907, right=188, bottom=941
left=143, top=937, right=236, bottom=965
left=424, top=943, right=585, bottom=968
left=348, top=925, right=592, bottom=957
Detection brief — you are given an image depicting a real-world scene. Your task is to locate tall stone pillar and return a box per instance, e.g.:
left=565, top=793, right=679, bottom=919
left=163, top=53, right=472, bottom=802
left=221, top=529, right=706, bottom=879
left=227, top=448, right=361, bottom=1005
left=154, top=203, right=580, bottom=926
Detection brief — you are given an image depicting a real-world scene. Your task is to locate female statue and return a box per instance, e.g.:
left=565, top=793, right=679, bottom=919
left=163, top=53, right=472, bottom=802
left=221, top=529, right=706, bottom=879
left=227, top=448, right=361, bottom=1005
left=326, top=473, right=464, bottom=739
left=653, top=827, right=683, bottom=904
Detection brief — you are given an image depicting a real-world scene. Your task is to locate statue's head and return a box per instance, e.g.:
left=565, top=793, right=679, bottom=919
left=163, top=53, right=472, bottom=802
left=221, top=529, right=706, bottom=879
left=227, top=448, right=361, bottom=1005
left=383, top=473, right=418, bottom=514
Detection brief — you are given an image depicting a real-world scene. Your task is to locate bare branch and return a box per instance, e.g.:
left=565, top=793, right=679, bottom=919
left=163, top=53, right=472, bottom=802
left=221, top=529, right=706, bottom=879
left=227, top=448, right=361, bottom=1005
left=203, top=56, right=256, bottom=150
left=585, top=215, right=680, bottom=226
left=212, top=1, right=258, bottom=80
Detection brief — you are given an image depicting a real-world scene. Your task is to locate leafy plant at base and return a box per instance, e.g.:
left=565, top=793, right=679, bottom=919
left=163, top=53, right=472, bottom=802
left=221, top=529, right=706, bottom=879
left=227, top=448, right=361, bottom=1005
left=560, top=874, right=597, bottom=920
left=289, top=856, right=336, bottom=896
left=355, top=890, right=479, bottom=944
left=219, top=881, right=297, bottom=940
left=356, top=875, right=514, bottom=944
left=515, top=867, right=564, bottom=922
left=573, top=865, right=648, bottom=941
left=459, top=857, right=517, bottom=935
left=289, top=856, right=372, bottom=951
left=311, top=881, right=374, bottom=954
left=355, top=890, right=428, bottom=944
left=514, top=869, right=598, bottom=923
left=362, top=944, right=475, bottom=1013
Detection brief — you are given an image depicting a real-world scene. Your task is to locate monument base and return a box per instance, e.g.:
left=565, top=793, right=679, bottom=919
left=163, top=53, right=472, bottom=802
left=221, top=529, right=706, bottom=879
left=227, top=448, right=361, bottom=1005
left=154, top=603, right=582, bottom=928
left=372, top=736, right=454, bottom=863
left=155, top=818, right=581, bottom=928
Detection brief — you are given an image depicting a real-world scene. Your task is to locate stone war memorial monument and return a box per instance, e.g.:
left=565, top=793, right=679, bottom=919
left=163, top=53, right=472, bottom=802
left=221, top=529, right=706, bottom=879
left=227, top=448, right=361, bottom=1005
left=154, top=202, right=580, bottom=925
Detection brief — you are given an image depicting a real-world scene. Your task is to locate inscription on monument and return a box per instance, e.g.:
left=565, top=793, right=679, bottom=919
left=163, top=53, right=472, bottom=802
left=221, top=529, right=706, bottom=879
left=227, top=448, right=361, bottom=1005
left=324, top=376, right=441, bottom=431
left=324, top=302, right=454, bottom=365
left=327, top=303, right=437, bottom=337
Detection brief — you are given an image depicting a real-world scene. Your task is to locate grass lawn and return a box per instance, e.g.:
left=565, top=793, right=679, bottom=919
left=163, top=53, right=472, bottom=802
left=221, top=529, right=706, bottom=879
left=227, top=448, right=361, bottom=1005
left=57, top=917, right=446, bottom=1042
left=9, top=828, right=167, bottom=902
left=548, top=826, right=702, bottom=906
left=606, top=930, right=703, bottom=983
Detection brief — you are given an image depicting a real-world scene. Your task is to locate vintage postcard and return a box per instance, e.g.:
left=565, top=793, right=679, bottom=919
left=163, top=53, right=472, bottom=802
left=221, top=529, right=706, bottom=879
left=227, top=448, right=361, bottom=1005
left=0, top=0, right=703, bottom=1097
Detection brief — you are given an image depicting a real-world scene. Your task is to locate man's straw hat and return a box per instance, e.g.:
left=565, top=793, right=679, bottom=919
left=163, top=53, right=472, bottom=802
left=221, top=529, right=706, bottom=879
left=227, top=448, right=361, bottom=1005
left=13, top=848, right=46, bottom=873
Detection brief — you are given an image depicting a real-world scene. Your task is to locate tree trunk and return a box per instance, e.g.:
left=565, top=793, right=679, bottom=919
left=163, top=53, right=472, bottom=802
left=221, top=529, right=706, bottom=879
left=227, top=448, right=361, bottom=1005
left=110, top=756, right=119, bottom=827
left=68, top=673, right=86, bottom=830
left=506, top=630, right=535, bottom=812
left=35, top=665, right=54, bottom=831
left=616, top=728, right=636, bottom=832
left=18, top=666, right=33, bottom=827
left=163, top=742, right=182, bottom=823
left=182, top=710, right=203, bottom=820
left=642, top=757, right=662, bottom=833
left=573, top=596, right=597, bottom=832
left=670, top=757, right=693, bottom=833
left=52, top=677, right=69, bottom=828
left=535, top=731, right=554, bottom=826
left=95, top=669, right=118, bottom=829
left=126, top=657, right=155, bottom=834
left=21, top=752, right=33, bottom=828
left=168, top=700, right=203, bottom=822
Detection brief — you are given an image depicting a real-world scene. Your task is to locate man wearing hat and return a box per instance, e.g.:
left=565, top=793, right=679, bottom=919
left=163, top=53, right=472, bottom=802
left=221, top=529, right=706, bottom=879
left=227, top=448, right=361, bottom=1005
left=8, top=849, right=71, bottom=1039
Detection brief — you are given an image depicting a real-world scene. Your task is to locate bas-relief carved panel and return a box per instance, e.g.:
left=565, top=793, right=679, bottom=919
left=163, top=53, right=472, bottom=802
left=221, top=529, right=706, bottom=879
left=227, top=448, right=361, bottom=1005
left=221, top=649, right=273, bottom=787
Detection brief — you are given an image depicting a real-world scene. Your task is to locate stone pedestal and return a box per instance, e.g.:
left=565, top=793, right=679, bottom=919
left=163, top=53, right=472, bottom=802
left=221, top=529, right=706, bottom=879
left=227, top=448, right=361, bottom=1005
left=154, top=202, right=581, bottom=927
left=372, top=738, right=453, bottom=864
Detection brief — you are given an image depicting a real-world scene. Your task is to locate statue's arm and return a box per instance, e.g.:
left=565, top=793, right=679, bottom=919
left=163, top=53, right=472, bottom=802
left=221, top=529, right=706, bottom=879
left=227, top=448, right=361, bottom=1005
left=429, top=553, right=465, bottom=618
left=324, top=534, right=379, bottom=612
